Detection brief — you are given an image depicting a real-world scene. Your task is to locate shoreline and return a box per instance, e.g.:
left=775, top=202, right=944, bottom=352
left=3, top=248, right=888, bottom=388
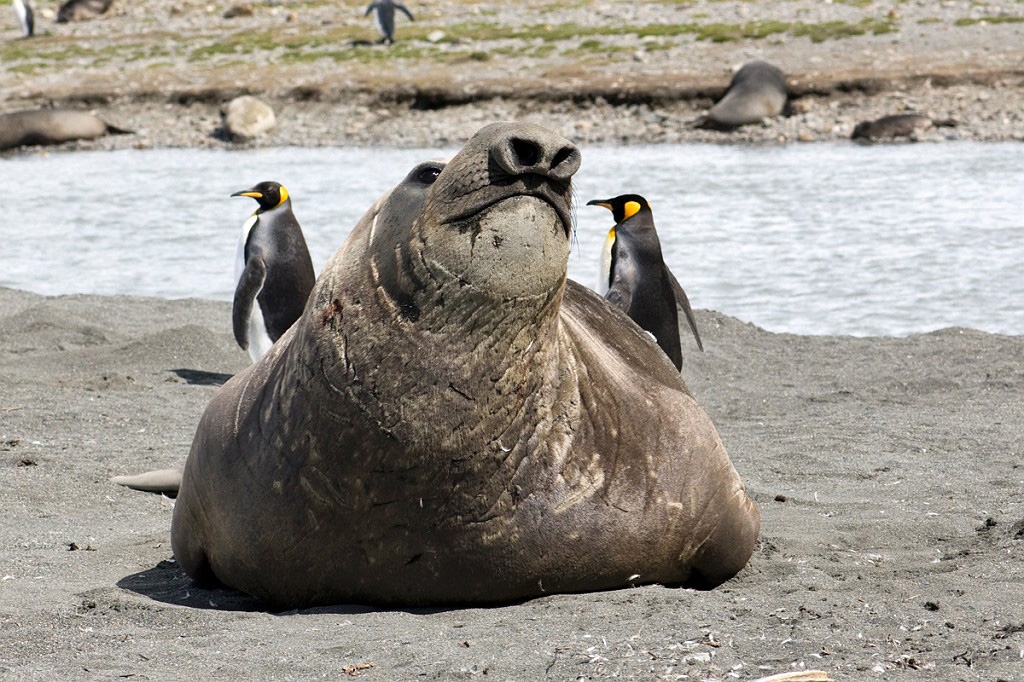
left=3, top=0, right=1023, bottom=150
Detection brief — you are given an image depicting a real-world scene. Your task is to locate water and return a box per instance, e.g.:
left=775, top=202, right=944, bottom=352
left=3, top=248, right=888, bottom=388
left=3, top=142, right=1022, bottom=337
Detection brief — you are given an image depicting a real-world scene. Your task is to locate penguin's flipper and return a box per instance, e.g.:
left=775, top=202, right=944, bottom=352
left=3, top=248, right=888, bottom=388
left=364, top=1, right=377, bottom=16
left=110, top=468, right=183, bottom=498
left=604, top=273, right=635, bottom=313
left=395, top=2, right=413, bottom=20
left=667, top=268, right=704, bottom=352
left=232, top=253, right=268, bottom=350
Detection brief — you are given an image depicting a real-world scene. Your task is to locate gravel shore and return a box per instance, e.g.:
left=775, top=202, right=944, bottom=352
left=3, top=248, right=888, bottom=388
left=3, top=0, right=1024, bottom=149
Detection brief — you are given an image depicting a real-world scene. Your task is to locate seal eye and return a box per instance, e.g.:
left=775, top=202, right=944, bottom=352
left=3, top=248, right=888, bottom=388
left=414, top=164, right=442, bottom=185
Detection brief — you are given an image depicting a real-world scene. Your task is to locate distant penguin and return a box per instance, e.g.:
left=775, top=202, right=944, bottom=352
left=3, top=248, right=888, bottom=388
left=231, top=181, right=316, bottom=363
left=588, top=194, right=703, bottom=371
left=365, top=0, right=413, bottom=44
left=12, top=0, right=33, bottom=37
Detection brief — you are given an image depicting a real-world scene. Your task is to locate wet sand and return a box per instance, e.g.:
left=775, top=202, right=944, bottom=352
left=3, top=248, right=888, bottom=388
left=2, top=286, right=1022, bottom=680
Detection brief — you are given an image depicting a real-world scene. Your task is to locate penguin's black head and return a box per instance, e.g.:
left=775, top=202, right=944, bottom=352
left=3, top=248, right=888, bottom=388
left=586, top=194, right=651, bottom=225
left=232, top=181, right=289, bottom=212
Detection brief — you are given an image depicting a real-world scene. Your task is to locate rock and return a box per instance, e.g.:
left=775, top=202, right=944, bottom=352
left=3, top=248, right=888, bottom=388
left=221, top=96, right=276, bottom=141
left=427, top=30, right=446, bottom=43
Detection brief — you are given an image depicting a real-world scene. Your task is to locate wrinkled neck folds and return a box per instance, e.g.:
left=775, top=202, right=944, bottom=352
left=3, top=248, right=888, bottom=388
left=308, top=216, right=570, bottom=459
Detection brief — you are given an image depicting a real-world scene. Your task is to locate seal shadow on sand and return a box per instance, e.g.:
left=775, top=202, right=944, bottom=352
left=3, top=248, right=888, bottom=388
left=116, top=560, right=485, bottom=616
left=169, top=368, right=234, bottom=386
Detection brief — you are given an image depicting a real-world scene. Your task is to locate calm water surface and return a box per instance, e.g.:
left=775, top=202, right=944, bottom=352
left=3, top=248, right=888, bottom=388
left=3, top=142, right=1022, bottom=336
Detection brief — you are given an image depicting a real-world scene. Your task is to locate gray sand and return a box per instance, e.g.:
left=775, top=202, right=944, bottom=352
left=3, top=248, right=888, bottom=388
left=2, top=286, right=1021, bottom=680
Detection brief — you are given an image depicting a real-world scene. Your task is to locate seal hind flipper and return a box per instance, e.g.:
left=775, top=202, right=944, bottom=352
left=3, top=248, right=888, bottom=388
left=232, top=252, right=267, bottom=350
left=110, top=468, right=183, bottom=497
left=667, top=268, right=703, bottom=352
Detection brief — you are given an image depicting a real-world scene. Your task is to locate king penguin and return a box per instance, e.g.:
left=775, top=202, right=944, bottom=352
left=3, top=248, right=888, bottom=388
left=365, top=0, right=413, bottom=45
left=588, top=194, right=703, bottom=371
left=231, top=181, right=316, bottom=363
left=12, top=0, right=34, bottom=37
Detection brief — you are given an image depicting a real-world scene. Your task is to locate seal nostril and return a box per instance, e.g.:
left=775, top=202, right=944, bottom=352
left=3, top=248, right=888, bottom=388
left=510, top=137, right=541, bottom=168
left=550, top=146, right=574, bottom=170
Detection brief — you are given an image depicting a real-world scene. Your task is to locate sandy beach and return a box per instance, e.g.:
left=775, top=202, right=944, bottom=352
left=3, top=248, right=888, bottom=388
left=3, top=0, right=1024, bottom=679
left=1, top=286, right=1022, bottom=680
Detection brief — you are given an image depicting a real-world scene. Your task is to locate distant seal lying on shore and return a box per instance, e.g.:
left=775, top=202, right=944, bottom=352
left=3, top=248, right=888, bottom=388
left=0, top=109, right=130, bottom=151
left=132, top=122, right=759, bottom=608
left=697, top=59, right=788, bottom=131
left=56, top=0, right=113, bottom=22
left=851, top=113, right=958, bottom=141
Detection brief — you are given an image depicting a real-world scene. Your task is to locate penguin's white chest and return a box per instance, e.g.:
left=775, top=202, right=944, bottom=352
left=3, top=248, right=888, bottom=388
left=235, top=213, right=274, bottom=363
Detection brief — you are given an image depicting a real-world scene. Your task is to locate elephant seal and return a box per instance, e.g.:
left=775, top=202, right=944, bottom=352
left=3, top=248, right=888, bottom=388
left=168, top=122, right=760, bottom=608
left=55, top=0, right=113, bottom=22
left=697, top=59, right=788, bottom=131
left=851, top=113, right=958, bottom=141
left=0, top=109, right=131, bottom=151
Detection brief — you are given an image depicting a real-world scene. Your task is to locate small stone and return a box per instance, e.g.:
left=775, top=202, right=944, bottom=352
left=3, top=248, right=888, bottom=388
left=222, top=96, right=276, bottom=140
left=427, top=30, right=446, bottom=43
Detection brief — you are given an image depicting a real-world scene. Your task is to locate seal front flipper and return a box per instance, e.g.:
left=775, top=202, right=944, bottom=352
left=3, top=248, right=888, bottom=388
left=232, top=252, right=267, bottom=351
left=110, top=468, right=183, bottom=497
left=667, top=268, right=703, bottom=352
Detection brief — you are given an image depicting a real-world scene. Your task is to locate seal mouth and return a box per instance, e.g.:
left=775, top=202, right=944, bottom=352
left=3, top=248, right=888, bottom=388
left=445, top=180, right=574, bottom=238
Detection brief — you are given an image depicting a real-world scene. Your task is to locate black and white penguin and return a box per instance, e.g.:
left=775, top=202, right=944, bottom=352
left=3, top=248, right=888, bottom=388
left=12, top=0, right=34, bottom=37
left=230, top=181, right=316, bottom=363
left=588, top=194, right=703, bottom=371
left=365, top=0, right=413, bottom=45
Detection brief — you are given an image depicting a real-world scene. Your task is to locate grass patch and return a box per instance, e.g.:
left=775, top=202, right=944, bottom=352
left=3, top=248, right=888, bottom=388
left=792, top=17, right=897, bottom=42
left=8, top=63, right=46, bottom=74
left=954, top=15, right=1024, bottom=25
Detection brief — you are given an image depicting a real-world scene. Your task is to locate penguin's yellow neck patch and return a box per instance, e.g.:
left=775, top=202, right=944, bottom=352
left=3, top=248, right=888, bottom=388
left=605, top=227, right=616, bottom=248
left=277, top=186, right=289, bottom=206
left=623, top=200, right=642, bottom=220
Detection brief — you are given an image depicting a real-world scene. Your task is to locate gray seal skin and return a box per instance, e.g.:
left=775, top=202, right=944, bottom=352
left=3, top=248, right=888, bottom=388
left=170, top=122, right=760, bottom=608
left=0, top=109, right=130, bottom=151
left=851, top=113, right=958, bottom=141
left=698, top=59, right=788, bottom=131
